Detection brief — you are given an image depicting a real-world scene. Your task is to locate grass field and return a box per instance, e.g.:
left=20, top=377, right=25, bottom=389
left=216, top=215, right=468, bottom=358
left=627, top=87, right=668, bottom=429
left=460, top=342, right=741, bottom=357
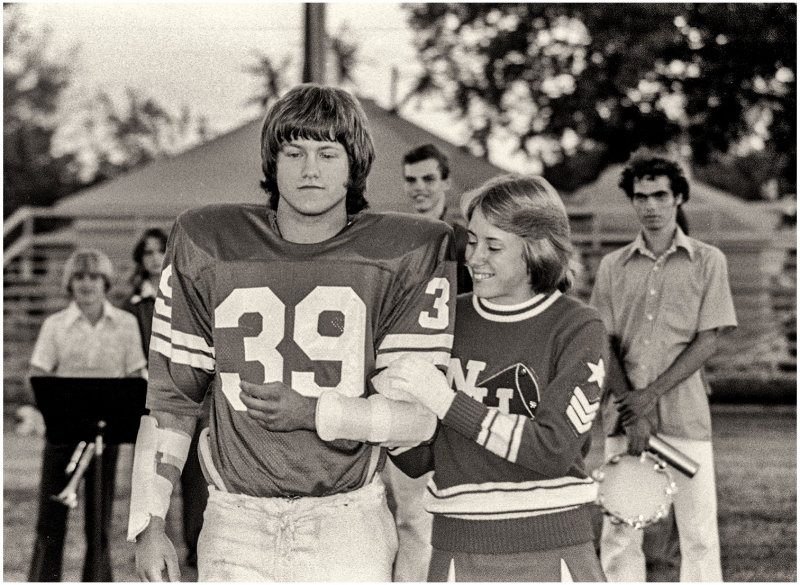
left=3, top=403, right=796, bottom=582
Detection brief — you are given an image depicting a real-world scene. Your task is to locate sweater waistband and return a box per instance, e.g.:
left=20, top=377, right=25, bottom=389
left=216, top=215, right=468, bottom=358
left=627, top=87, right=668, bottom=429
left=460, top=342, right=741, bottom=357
left=431, top=505, right=595, bottom=554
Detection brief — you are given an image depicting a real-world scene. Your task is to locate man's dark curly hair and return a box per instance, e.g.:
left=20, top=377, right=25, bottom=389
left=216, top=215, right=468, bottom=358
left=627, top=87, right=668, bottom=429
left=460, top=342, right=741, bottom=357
left=618, top=147, right=690, bottom=203
left=260, top=84, right=374, bottom=215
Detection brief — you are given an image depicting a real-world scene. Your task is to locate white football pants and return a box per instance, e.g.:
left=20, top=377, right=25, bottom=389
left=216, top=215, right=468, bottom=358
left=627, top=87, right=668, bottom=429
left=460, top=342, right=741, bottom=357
left=197, top=476, right=398, bottom=582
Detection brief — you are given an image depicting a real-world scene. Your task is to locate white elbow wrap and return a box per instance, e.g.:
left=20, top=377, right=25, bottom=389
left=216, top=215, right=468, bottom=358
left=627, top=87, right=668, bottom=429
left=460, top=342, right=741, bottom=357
left=316, top=391, right=436, bottom=447
left=127, top=415, right=191, bottom=542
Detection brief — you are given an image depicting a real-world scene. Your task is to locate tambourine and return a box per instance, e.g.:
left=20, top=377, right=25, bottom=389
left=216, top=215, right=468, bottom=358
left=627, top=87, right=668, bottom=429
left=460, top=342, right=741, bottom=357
left=592, top=452, right=677, bottom=530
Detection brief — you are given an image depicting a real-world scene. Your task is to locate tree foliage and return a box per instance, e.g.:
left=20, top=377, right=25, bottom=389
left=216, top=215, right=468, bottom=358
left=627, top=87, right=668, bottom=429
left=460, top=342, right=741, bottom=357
left=243, top=51, right=293, bottom=110
left=328, top=23, right=359, bottom=86
left=71, top=89, right=212, bottom=182
left=243, top=24, right=361, bottom=111
left=403, top=3, right=796, bottom=193
left=3, top=5, right=81, bottom=215
left=4, top=5, right=213, bottom=216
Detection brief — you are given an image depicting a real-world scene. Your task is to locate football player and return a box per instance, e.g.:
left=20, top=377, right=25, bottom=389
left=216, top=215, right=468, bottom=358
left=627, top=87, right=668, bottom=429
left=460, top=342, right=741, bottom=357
left=128, top=84, right=456, bottom=582
left=379, top=175, right=608, bottom=581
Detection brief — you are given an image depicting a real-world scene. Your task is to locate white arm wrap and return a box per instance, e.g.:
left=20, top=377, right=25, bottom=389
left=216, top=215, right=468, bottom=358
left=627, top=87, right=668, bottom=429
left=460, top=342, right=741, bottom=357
left=316, top=391, right=436, bottom=448
left=127, top=415, right=192, bottom=542
left=375, top=358, right=456, bottom=419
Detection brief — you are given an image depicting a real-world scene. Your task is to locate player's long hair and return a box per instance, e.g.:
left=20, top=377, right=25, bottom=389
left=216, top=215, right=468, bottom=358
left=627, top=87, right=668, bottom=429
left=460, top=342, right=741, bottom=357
left=461, top=174, right=576, bottom=294
left=260, top=84, right=373, bottom=215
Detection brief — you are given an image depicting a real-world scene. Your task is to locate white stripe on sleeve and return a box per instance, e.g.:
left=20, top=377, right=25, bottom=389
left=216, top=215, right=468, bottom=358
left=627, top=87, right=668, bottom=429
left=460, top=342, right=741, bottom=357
left=375, top=350, right=450, bottom=369
left=151, top=337, right=215, bottom=372
left=378, top=333, right=454, bottom=350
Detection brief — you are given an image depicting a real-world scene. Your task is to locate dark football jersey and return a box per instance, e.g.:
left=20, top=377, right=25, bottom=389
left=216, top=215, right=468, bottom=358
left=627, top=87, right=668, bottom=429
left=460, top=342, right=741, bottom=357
left=146, top=204, right=456, bottom=497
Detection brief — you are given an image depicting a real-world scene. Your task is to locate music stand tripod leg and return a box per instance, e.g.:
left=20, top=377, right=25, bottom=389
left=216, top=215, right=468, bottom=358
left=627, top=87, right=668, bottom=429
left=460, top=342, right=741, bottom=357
left=90, top=420, right=106, bottom=582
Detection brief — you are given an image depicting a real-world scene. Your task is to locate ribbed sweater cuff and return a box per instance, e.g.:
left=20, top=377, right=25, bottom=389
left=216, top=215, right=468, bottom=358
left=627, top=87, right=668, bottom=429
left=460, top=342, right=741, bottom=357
left=442, top=391, right=487, bottom=440
left=431, top=506, right=595, bottom=554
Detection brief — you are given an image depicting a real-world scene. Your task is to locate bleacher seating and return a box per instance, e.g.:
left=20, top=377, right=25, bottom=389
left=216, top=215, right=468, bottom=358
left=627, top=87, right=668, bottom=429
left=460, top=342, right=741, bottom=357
left=3, top=206, right=796, bottom=404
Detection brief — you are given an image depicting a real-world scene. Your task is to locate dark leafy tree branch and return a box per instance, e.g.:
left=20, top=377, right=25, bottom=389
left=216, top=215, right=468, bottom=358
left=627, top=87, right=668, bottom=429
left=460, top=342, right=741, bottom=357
left=403, top=3, right=795, bottom=194
left=3, top=5, right=81, bottom=215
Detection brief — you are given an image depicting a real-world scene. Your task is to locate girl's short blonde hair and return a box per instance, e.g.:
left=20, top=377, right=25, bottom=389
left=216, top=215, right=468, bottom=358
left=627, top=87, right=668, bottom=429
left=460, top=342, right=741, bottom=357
left=461, top=174, right=576, bottom=294
left=61, top=248, right=115, bottom=297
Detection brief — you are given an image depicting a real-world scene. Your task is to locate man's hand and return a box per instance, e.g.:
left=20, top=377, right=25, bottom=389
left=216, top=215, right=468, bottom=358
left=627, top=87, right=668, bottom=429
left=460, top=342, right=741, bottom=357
left=616, top=386, right=658, bottom=425
left=623, top=416, right=654, bottom=456
left=239, top=381, right=316, bottom=432
left=135, top=517, right=180, bottom=582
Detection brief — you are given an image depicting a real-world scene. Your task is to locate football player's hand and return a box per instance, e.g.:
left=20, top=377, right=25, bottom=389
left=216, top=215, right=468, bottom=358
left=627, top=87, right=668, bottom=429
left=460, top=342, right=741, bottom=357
left=239, top=380, right=317, bottom=432
left=623, top=416, right=654, bottom=456
left=616, top=387, right=658, bottom=425
left=135, top=517, right=180, bottom=582
left=377, top=357, right=455, bottom=419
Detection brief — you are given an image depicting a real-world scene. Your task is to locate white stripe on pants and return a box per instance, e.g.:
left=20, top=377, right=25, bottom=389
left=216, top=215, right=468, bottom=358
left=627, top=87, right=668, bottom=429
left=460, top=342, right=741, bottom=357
left=197, top=477, right=398, bottom=582
left=600, top=434, right=722, bottom=582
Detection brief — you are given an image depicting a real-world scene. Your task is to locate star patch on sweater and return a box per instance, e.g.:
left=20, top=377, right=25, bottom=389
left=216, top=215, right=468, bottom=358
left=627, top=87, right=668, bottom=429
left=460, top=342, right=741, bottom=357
left=586, top=358, right=605, bottom=388
left=566, top=386, right=599, bottom=435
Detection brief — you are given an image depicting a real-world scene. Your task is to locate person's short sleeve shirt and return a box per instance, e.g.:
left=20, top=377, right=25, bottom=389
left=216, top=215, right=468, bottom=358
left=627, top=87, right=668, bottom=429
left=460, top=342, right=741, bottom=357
left=30, top=301, right=147, bottom=377
left=590, top=230, right=737, bottom=440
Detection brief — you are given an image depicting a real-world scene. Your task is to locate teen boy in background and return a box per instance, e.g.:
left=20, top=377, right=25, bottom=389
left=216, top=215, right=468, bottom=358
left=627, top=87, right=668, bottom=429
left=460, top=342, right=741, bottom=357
left=591, top=149, right=737, bottom=582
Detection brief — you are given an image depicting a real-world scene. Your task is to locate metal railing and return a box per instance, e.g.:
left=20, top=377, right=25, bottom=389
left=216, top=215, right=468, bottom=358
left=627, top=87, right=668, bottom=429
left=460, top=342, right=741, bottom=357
left=3, top=207, right=77, bottom=278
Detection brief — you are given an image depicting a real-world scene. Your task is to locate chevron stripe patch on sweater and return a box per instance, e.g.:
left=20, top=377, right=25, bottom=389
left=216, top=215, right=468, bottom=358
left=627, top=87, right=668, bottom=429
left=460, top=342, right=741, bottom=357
left=566, top=387, right=599, bottom=435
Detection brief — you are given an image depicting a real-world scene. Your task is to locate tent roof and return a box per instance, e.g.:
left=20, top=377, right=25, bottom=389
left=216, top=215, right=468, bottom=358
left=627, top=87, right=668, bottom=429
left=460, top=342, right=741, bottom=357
left=54, top=98, right=505, bottom=223
left=55, top=97, right=774, bottom=237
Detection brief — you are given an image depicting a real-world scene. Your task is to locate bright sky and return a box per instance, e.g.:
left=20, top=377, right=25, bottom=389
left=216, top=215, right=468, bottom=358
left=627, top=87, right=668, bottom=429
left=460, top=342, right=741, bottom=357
left=16, top=2, right=536, bottom=172
left=19, top=2, right=431, bottom=132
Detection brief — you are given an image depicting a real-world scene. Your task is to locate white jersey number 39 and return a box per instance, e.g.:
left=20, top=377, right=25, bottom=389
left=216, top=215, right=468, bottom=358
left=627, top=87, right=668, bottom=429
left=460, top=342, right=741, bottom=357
left=215, top=286, right=366, bottom=409
left=215, top=279, right=450, bottom=410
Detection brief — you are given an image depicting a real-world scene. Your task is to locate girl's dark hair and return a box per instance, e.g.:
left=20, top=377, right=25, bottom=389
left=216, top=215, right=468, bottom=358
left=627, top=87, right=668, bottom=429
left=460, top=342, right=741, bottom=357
left=260, top=84, right=374, bottom=215
left=130, top=227, right=168, bottom=289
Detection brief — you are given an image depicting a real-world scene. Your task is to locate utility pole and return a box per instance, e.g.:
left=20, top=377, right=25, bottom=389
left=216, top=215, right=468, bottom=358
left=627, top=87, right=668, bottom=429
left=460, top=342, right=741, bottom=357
left=303, top=3, right=326, bottom=84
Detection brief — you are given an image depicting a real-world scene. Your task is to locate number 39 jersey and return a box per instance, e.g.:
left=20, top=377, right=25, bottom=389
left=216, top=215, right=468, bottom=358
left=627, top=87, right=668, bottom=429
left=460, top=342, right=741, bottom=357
left=146, top=204, right=456, bottom=497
